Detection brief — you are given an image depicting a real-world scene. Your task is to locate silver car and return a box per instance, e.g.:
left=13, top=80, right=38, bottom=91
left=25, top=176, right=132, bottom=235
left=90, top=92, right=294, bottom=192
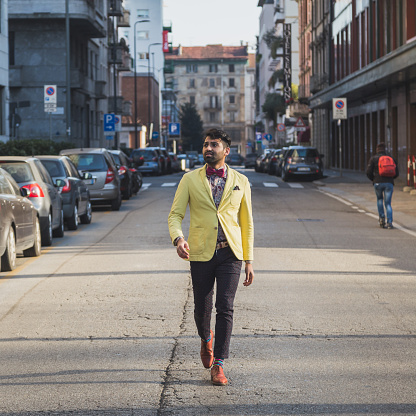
left=0, top=157, right=65, bottom=246
left=60, top=148, right=122, bottom=211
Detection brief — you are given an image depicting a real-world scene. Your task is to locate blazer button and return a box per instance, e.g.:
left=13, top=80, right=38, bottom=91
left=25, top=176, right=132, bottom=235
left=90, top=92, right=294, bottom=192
left=214, top=227, right=218, bottom=230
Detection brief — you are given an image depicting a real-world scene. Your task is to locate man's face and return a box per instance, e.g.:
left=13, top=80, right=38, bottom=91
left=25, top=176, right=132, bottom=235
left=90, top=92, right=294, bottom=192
left=202, top=138, right=230, bottom=165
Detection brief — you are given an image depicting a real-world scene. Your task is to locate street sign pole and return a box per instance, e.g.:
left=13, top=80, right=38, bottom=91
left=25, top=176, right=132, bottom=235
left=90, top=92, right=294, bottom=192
left=338, top=119, right=342, bottom=177
left=333, top=98, right=347, bottom=178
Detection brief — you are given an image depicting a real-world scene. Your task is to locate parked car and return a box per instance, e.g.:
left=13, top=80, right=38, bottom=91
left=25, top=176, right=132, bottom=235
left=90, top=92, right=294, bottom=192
left=169, top=152, right=181, bottom=172
left=37, top=155, right=92, bottom=230
left=275, top=147, right=289, bottom=177
left=131, top=148, right=163, bottom=175
left=244, top=153, right=258, bottom=169
left=255, top=154, right=267, bottom=172
left=280, top=146, right=324, bottom=182
left=159, top=148, right=172, bottom=173
left=267, top=149, right=283, bottom=175
left=226, top=153, right=245, bottom=166
left=0, top=157, right=65, bottom=246
left=60, top=148, right=122, bottom=211
left=177, top=154, right=195, bottom=169
left=109, top=149, right=135, bottom=199
left=0, top=168, right=42, bottom=271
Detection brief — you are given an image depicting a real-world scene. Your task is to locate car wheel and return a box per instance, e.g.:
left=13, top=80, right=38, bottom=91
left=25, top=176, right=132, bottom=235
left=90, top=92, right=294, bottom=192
left=80, top=201, right=92, bottom=224
left=110, top=192, right=122, bottom=211
left=67, top=204, right=79, bottom=230
left=23, top=217, right=42, bottom=257
left=1, top=227, right=16, bottom=272
left=53, top=209, right=65, bottom=238
left=41, top=213, right=53, bottom=246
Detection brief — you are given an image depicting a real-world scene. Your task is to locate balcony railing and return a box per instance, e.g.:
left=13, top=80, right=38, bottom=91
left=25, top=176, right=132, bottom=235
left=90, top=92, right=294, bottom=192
left=95, top=80, right=107, bottom=99
left=310, top=73, right=329, bottom=93
left=117, top=8, right=130, bottom=27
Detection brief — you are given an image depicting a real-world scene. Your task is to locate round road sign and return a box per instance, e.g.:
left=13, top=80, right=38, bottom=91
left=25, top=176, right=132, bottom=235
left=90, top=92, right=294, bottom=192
left=277, top=123, right=285, bottom=132
left=335, top=100, right=345, bottom=110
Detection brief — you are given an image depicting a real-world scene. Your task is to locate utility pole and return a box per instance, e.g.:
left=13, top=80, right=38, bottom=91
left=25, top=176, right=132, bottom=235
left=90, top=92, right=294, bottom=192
left=65, top=0, right=71, bottom=139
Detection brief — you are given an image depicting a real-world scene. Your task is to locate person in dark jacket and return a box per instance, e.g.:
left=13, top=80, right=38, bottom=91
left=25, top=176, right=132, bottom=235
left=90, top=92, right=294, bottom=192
left=366, top=142, right=399, bottom=229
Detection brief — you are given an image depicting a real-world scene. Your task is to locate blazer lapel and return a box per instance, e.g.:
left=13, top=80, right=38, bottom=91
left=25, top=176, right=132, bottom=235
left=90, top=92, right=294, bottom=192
left=219, top=165, right=234, bottom=208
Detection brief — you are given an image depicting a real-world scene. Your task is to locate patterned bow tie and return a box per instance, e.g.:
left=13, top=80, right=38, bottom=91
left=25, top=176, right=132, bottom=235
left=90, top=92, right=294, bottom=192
left=206, top=166, right=225, bottom=178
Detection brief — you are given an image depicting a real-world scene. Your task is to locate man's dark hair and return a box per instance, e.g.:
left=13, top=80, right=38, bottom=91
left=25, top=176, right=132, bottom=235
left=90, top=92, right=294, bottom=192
left=203, top=128, right=231, bottom=148
left=376, top=142, right=386, bottom=153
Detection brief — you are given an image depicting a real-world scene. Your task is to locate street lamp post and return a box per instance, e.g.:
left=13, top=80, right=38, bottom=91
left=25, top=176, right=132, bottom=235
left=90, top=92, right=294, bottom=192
left=148, top=42, right=162, bottom=144
left=134, top=19, right=150, bottom=148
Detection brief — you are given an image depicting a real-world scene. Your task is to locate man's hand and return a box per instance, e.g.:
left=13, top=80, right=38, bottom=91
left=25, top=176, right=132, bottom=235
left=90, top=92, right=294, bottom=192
left=176, top=238, right=190, bottom=260
left=244, top=263, right=254, bottom=286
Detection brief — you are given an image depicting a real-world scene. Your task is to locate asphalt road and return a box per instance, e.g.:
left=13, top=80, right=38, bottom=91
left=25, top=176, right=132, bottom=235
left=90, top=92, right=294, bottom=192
left=1, top=167, right=415, bottom=415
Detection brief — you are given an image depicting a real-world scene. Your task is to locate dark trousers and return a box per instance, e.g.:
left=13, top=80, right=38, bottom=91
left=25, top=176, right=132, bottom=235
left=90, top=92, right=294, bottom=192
left=190, top=246, right=242, bottom=359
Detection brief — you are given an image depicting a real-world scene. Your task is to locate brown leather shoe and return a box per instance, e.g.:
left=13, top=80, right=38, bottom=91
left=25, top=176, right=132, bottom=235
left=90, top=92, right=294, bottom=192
left=200, top=330, right=214, bottom=368
left=211, top=365, right=228, bottom=386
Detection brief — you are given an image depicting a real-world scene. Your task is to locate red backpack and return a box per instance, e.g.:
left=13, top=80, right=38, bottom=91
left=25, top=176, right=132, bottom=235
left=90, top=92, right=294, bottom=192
left=378, top=155, right=396, bottom=177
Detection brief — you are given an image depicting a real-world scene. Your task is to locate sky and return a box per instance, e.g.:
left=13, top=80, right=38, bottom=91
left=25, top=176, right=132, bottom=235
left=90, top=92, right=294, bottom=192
left=163, top=0, right=261, bottom=50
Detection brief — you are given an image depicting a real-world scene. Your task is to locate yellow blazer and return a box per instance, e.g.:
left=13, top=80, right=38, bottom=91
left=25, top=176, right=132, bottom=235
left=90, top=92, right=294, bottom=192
left=168, top=165, right=254, bottom=262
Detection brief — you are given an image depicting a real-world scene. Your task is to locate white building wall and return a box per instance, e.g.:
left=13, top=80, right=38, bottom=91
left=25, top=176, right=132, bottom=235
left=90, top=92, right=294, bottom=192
left=0, top=0, right=9, bottom=141
left=121, top=0, right=164, bottom=88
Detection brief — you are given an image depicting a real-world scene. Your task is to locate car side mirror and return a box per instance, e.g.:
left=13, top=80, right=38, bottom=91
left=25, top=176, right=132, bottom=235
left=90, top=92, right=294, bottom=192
left=54, top=179, right=66, bottom=187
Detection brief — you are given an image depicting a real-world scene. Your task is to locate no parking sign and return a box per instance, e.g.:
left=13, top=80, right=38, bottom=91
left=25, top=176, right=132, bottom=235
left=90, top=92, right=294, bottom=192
left=333, top=98, right=347, bottom=119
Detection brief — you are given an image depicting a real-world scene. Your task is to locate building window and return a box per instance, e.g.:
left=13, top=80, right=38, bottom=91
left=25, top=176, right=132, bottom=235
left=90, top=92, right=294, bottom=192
left=190, top=96, right=195, bottom=105
left=210, top=112, right=216, bottom=122
left=209, top=64, right=218, bottom=73
left=186, top=64, right=198, bottom=73
left=9, top=32, right=15, bottom=65
left=210, top=96, right=218, bottom=108
left=229, top=64, right=235, bottom=72
left=190, top=79, right=195, bottom=88
left=137, top=31, right=149, bottom=40
left=137, top=9, right=149, bottom=18
left=229, top=78, right=235, bottom=87
left=138, top=52, right=148, bottom=60
left=209, top=78, right=215, bottom=87
left=230, top=112, right=236, bottom=122
left=229, top=95, right=235, bottom=104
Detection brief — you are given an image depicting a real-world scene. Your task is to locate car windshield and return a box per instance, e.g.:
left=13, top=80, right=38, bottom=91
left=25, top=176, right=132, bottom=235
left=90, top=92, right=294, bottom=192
left=0, top=162, right=34, bottom=183
left=132, top=150, right=155, bottom=161
left=41, top=160, right=66, bottom=178
left=67, top=154, right=107, bottom=171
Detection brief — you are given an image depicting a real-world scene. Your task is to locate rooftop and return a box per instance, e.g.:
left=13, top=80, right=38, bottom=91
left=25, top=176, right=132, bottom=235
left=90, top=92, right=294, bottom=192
left=165, top=44, right=249, bottom=61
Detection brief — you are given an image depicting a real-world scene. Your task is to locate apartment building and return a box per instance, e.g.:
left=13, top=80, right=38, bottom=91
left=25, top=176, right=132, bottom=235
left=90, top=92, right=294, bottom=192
left=0, top=0, right=8, bottom=142
left=309, top=0, right=416, bottom=175
left=164, top=44, right=250, bottom=154
left=8, top=0, right=131, bottom=147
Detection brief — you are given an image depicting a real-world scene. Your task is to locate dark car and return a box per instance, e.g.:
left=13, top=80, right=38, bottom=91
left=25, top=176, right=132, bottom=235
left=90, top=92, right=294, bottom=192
left=226, top=153, right=245, bottom=166
left=255, top=154, right=267, bottom=172
left=0, top=157, right=65, bottom=246
left=109, top=150, right=135, bottom=199
left=159, top=148, right=172, bottom=174
left=281, top=146, right=324, bottom=182
left=60, top=148, right=122, bottom=211
left=131, top=148, right=163, bottom=175
left=37, top=155, right=92, bottom=230
left=0, top=168, right=42, bottom=271
left=267, top=149, right=283, bottom=175
left=244, top=153, right=258, bottom=168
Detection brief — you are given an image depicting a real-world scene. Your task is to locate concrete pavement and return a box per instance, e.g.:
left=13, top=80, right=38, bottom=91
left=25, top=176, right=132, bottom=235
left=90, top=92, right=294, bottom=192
left=315, top=170, right=416, bottom=235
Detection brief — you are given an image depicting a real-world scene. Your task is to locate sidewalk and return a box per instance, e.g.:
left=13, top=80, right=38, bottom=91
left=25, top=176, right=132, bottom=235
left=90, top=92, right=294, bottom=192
left=314, top=169, right=416, bottom=234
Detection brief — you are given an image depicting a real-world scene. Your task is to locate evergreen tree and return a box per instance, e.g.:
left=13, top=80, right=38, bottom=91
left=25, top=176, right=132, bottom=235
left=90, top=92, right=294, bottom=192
left=179, top=102, right=204, bottom=152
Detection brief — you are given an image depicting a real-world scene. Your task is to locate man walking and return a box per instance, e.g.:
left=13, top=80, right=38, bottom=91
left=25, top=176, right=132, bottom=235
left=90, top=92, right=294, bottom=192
left=168, top=128, right=254, bottom=386
left=366, top=142, right=399, bottom=229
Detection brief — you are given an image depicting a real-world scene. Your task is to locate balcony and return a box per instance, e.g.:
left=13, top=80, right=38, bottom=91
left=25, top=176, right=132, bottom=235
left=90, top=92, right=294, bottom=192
left=117, top=8, right=130, bottom=27
left=118, top=49, right=132, bottom=72
left=108, top=96, right=124, bottom=114
left=108, top=0, right=123, bottom=16
left=164, top=62, right=175, bottom=74
left=310, top=73, right=329, bottom=94
left=95, top=80, right=107, bottom=99
left=204, top=105, right=222, bottom=111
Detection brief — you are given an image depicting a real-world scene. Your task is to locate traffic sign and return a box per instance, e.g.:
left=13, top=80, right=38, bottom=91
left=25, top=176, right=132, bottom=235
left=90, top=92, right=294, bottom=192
left=294, top=117, right=306, bottom=128
left=152, top=131, right=159, bottom=139
left=255, top=132, right=262, bottom=142
left=263, top=133, right=272, bottom=141
left=44, top=85, right=57, bottom=104
left=114, top=114, right=122, bottom=132
left=169, top=122, right=180, bottom=136
left=277, top=123, right=285, bottom=132
left=104, top=113, right=115, bottom=135
left=333, top=98, right=347, bottom=119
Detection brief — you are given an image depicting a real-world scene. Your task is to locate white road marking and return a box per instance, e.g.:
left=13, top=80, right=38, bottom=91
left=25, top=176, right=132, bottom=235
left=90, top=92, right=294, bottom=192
left=263, top=182, right=279, bottom=188
left=141, top=184, right=151, bottom=191
left=288, top=183, right=304, bottom=189
left=161, top=183, right=177, bottom=187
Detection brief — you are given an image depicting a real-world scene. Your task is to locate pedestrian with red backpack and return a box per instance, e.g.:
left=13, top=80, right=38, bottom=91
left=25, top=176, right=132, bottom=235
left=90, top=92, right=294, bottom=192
left=366, top=142, right=399, bottom=229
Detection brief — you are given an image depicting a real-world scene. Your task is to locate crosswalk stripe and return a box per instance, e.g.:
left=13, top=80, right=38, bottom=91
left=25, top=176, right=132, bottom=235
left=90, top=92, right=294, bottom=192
left=141, top=184, right=151, bottom=191
left=263, top=182, right=279, bottom=187
left=288, top=183, right=304, bottom=189
left=161, top=183, right=177, bottom=187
